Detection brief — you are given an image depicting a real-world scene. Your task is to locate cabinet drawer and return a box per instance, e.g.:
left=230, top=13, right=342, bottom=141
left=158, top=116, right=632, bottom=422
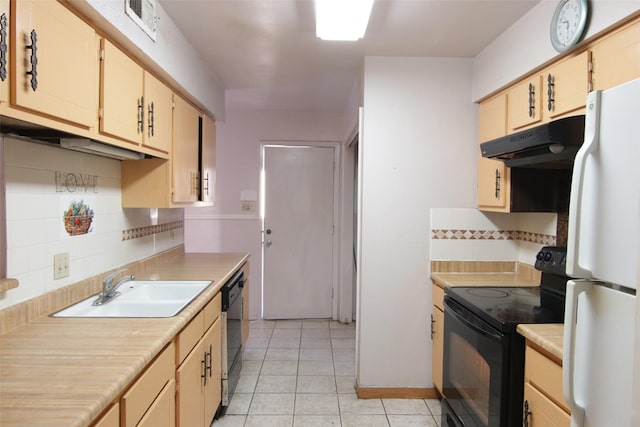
left=524, top=383, right=570, bottom=427
left=525, top=345, right=569, bottom=412
left=121, top=342, right=175, bottom=427
left=92, top=403, right=119, bottom=427
left=203, top=292, right=222, bottom=330
left=137, top=379, right=175, bottom=427
left=176, top=310, right=205, bottom=364
left=432, top=285, right=444, bottom=311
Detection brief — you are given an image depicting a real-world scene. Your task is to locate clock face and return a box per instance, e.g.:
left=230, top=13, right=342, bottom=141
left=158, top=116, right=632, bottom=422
left=550, top=0, right=588, bottom=52
left=556, top=0, right=581, bottom=44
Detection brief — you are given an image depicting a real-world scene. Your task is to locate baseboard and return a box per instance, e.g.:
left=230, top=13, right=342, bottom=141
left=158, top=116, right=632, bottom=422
left=356, top=387, right=441, bottom=399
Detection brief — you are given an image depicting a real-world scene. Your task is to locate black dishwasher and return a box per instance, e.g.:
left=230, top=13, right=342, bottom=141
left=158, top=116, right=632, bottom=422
left=219, top=269, right=244, bottom=414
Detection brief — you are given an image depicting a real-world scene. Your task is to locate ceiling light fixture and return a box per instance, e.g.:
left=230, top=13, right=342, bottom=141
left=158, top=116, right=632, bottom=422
left=315, top=0, right=374, bottom=41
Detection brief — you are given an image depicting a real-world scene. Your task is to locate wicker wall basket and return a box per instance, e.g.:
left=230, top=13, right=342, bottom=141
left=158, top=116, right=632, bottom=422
left=64, top=215, right=93, bottom=236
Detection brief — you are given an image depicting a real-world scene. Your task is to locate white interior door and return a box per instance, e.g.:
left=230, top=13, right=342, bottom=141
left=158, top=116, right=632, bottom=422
left=262, top=145, right=335, bottom=319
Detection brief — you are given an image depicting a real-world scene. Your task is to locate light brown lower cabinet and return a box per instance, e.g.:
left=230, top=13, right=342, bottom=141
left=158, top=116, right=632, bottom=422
left=92, top=403, right=119, bottom=427
left=176, top=293, right=222, bottom=427
left=431, top=284, right=444, bottom=394
left=523, top=344, right=570, bottom=427
left=138, top=380, right=176, bottom=427
left=121, top=342, right=175, bottom=427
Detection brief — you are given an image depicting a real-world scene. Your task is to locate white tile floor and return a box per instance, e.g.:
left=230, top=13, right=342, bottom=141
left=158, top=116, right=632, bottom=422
left=213, top=319, right=442, bottom=427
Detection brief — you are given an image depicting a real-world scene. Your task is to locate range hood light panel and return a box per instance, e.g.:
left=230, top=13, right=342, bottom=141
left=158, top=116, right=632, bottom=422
left=60, top=138, right=144, bottom=160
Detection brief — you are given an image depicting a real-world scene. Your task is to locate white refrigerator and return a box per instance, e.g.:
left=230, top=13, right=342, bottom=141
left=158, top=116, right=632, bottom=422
left=564, top=78, right=640, bottom=427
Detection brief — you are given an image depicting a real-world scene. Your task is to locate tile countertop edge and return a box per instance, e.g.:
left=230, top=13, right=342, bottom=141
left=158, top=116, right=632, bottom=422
left=0, top=251, right=249, bottom=427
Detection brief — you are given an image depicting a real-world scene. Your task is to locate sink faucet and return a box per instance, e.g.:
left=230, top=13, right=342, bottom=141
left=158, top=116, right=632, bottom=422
left=92, top=268, right=135, bottom=306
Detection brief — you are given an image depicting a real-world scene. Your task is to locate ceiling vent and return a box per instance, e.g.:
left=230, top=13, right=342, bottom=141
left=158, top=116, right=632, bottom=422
left=125, top=0, right=157, bottom=41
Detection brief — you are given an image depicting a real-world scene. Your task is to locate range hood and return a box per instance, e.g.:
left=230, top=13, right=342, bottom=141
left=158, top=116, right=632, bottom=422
left=480, top=115, right=585, bottom=168
left=1, top=116, right=145, bottom=160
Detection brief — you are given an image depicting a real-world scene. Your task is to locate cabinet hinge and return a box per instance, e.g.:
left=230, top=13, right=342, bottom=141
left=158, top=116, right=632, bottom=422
left=99, top=48, right=105, bottom=61
left=98, top=107, right=104, bottom=119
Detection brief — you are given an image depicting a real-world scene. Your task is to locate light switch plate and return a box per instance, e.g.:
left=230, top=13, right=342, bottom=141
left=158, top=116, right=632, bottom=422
left=54, top=253, right=69, bottom=279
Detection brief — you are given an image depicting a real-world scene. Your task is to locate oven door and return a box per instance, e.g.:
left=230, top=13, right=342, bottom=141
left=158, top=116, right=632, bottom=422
left=442, top=296, right=523, bottom=427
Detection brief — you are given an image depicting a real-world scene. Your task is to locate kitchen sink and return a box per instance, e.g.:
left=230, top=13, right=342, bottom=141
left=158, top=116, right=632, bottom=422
left=52, top=280, right=212, bottom=318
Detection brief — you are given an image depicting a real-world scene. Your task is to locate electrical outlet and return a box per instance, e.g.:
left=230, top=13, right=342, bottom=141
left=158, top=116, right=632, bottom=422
left=54, top=253, right=69, bottom=280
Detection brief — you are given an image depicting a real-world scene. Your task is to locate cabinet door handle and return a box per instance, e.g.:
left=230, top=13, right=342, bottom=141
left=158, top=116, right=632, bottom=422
left=547, top=73, right=555, bottom=112
left=523, top=399, right=531, bottom=427
left=201, top=357, right=207, bottom=386
left=0, top=13, right=7, bottom=82
left=494, top=169, right=501, bottom=199
left=207, top=344, right=213, bottom=378
left=25, top=30, right=38, bottom=91
left=430, top=314, right=435, bottom=340
left=203, top=172, right=210, bottom=196
left=148, top=101, right=154, bottom=137
left=528, top=83, right=535, bottom=118
left=137, top=96, right=144, bottom=133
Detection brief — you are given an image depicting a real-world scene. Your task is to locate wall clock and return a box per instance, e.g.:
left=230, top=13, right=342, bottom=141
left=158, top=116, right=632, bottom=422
left=550, top=0, right=588, bottom=52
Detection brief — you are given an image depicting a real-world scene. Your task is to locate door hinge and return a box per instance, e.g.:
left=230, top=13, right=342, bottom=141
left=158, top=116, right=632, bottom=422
left=332, top=289, right=334, bottom=299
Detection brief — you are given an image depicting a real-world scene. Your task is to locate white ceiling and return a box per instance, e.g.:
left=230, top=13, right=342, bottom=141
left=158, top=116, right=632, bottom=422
left=159, top=0, right=540, bottom=112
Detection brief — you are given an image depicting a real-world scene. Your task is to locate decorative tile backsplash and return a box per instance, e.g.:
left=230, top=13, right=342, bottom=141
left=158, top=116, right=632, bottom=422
left=430, top=208, right=557, bottom=262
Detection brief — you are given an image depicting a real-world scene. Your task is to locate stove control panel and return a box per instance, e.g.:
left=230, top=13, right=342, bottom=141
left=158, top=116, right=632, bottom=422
left=535, top=246, right=567, bottom=276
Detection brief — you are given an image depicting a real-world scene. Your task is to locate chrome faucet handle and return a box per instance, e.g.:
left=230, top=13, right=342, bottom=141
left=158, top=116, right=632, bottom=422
left=103, top=268, right=128, bottom=290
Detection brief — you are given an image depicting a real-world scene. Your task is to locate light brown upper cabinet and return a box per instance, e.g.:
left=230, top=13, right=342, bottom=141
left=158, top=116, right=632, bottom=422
left=591, top=19, right=640, bottom=91
left=172, top=94, right=200, bottom=203
left=0, top=0, right=9, bottom=106
left=508, top=51, right=590, bottom=133
left=11, top=0, right=97, bottom=128
left=100, top=38, right=144, bottom=147
left=100, top=38, right=173, bottom=158
left=477, top=94, right=510, bottom=212
left=542, top=50, right=591, bottom=120
left=200, top=114, right=216, bottom=204
left=143, top=72, right=173, bottom=156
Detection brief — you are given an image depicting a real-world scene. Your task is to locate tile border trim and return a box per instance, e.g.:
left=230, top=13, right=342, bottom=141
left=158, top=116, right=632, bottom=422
left=431, top=229, right=556, bottom=246
left=122, top=220, right=184, bottom=241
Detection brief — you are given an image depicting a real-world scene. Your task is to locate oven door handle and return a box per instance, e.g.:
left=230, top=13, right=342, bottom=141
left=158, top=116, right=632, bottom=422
left=444, top=297, right=503, bottom=342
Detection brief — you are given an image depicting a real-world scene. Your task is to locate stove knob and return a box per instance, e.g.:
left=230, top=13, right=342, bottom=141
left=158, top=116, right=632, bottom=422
left=544, top=252, right=553, bottom=261
left=536, top=251, right=545, bottom=261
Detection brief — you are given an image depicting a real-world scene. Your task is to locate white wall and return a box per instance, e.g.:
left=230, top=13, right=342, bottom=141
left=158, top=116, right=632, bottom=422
left=473, top=0, right=640, bottom=101
left=72, top=0, right=225, bottom=120
left=184, top=109, right=344, bottom=320
left=357, top=57, right=477, bottom=388
left=1, top=137, right=183, bottom=310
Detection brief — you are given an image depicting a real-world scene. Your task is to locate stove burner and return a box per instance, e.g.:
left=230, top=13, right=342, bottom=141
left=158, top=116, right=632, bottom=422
left=465, top=288, right=509, bottom=298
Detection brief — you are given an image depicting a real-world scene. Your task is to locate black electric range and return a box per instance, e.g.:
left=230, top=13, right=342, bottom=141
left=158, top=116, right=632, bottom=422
left=441, top=246, right=569, bottom=427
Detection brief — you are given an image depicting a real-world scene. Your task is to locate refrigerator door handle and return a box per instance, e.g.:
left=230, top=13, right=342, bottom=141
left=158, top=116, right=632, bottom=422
left=566, top=90, right=601, bottom=279
left=563, top=280, right=593, bottom=427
